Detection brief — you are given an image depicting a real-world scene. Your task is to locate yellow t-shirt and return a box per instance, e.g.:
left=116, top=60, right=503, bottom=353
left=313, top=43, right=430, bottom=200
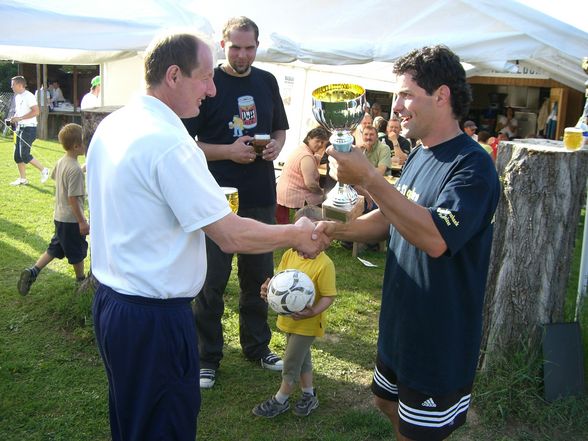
left=275, top=249, right=337, bottom=337
left=479, top=142, right=493, bottom=155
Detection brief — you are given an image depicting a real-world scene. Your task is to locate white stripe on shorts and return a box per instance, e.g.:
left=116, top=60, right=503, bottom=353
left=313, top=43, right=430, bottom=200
left=373, top=365, right=398, bottom=396
left=399, top=393, right=471, bottom=428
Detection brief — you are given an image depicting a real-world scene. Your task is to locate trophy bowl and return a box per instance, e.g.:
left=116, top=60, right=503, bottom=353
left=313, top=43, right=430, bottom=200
left=311, top=84, right=366, bottom=208
left=312, top=84, right=366, bottom=152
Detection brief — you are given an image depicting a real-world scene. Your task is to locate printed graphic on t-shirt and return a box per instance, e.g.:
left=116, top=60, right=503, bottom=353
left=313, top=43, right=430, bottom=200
left=436, top=207, right=460, bottom=227
left=396, top=183, right=420, bottom=203
left=228, top=95, right=257, bottom=137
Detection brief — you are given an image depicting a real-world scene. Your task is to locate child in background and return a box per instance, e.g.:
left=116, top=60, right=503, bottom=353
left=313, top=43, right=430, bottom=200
left=252, top=205, right=337, bottom=418
left=18, top=123, right=89, bottom=295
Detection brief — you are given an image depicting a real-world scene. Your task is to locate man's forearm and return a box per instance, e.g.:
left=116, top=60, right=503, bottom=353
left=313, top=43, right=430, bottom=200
left=363, top=174, right=447, bottom=257
left=197, top=141, right=233, bottom=161
left=329, top=209, right=390, bottom=243
left=204, top=213, right=327, bottom=257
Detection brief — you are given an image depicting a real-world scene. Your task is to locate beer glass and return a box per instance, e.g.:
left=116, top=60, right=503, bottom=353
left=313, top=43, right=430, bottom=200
left=222, top=187, right=239, bottom=213
left=563, top=127, right=584, bottom=151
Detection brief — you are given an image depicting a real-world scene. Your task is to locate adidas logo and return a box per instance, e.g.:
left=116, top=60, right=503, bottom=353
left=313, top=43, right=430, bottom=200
left=421, top=398, right=437, bottom=408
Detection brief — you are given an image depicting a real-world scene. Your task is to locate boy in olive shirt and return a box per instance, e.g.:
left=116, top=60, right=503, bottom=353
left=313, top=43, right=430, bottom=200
left=18, top=124, right=89, bottom=295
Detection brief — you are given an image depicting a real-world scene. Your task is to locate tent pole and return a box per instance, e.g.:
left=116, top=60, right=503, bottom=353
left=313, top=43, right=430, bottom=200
left=41, top=64, right=48, bottom=139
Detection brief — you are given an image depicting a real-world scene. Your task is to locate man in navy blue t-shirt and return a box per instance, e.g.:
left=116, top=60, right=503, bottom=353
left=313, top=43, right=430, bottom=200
left=182, top=16, right=289, bottom=390
left=317, top=46, right=500, bottom=441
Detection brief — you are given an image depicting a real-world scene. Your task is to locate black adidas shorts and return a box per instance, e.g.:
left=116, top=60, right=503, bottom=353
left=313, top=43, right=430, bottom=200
left=371, top=354, right=472, bottom=441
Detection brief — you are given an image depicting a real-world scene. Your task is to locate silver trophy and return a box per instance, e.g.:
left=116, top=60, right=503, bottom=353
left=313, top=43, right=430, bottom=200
left=312, top=83, right=366, bottom=208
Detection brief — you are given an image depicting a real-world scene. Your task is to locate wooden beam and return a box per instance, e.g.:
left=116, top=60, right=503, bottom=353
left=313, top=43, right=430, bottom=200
left=468, top=76, right=566, bottom=89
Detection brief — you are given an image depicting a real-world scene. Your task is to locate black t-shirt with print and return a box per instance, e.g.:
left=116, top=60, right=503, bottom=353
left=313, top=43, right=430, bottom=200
left=182, top=66, right=289, bottom=209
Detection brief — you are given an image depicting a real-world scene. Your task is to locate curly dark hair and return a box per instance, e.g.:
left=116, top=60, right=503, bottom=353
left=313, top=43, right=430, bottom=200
left=393, top=45, right=471, bottom=120
left=303, top=126, right=330, bottom=145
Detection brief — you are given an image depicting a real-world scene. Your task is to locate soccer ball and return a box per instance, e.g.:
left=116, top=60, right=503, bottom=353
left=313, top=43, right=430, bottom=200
left=267, top=269, right=315, bottom=315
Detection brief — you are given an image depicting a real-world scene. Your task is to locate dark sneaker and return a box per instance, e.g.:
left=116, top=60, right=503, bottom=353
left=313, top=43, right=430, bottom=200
left=252, top=396, right=289, bottom=418
left=17, top=268, right=36, bottom=296
left=200, top=368, right=216, bottom=389
left=260, top=352, right=283, bottom=371
left=293, top=391, right=319, bottom=416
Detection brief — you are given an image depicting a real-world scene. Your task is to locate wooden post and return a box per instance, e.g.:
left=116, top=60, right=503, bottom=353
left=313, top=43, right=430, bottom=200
left=73, top=66, right=78, bottom=109
left=480, top=139, right=588, bottom=369
left=41, top=64, right=48, bottom=140
left=35, top=64, right=48, bottom=140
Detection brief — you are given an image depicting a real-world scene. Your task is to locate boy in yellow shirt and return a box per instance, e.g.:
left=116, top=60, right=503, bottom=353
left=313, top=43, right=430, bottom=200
left=253, top=206, right=336, bottom=418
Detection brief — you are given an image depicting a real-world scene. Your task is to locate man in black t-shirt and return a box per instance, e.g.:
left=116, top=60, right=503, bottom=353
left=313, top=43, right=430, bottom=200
left=182, top=17, right=289, bottom=390
left=316, top=46, right=500, bottom=441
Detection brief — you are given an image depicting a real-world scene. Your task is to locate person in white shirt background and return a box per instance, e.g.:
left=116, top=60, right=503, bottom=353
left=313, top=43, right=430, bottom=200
left=9, top=75, right=49, bottom=186
left=80, top=76, right=101, bottom=110
left=49, top=80, right=65, bottom=105
left=496, top=106, right=518, bottom=139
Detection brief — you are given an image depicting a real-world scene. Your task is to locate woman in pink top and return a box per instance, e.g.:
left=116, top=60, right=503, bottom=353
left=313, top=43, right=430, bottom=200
left=276, top=127, right=330, bottom=224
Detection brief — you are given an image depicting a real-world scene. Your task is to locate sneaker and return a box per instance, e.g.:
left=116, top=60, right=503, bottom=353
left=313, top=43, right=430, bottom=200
left=40, top=168, right=49, bottom=184
left=252, top=396, right=289, bottom=418
left=293, top=391, right=319, bottom=416
left=10, top=178, right=28, bottom=186
left=260, top=352, right=283, bottom=371
left=199, top=368, right=216, bottom=389
left=17, top=268, right=37, bottom=296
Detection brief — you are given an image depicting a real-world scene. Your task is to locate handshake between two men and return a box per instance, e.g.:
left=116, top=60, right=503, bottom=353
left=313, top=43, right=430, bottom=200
left=205, top=144, right=391, bottom=260
left=298, top=145, right=393, bottom=257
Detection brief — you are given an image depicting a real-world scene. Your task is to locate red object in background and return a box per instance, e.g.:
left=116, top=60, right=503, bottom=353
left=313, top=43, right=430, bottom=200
left=490, top=138, right=498, bottom=161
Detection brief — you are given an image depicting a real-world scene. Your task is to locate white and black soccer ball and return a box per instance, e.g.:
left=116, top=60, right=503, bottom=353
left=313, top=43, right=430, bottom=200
left=267, top=269, right=315, bottom=315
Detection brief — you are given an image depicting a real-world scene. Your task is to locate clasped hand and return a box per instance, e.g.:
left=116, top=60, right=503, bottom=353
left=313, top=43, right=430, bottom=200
left=293, top=216, right=330, bottom=259
left=230, top=136, right=281, bottom=163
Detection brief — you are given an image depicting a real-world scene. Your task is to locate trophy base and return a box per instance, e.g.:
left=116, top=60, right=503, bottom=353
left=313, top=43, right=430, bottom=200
left=322, top=195, right=364, bottom=224
left=327, top=183, right=358, bottom=208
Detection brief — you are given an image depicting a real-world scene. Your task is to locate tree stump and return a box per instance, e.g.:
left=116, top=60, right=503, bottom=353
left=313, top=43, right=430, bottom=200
left=480, top=140, right=588, bottom=369
left=81, top=106, right=121, bottom=151
left=79, top=106, right=120, bottom=295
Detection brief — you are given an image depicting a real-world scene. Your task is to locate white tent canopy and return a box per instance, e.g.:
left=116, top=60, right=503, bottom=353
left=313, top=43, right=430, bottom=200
left=1, top=0, right=587, bottom=91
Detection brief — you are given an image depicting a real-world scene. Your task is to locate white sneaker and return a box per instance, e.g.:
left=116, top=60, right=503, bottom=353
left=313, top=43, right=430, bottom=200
left=199, top=368, right=216, bottom=389
left=40, top=168, right=49, bottom=183
left=10, top=178, right=28, bottom=186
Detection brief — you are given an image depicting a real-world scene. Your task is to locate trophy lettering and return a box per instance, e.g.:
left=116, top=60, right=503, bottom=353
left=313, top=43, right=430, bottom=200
left=312, top=84, right=366, bottom=220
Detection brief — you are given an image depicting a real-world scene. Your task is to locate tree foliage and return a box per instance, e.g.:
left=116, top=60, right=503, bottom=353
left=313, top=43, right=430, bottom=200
left=0, top=61, right=18, bottom=92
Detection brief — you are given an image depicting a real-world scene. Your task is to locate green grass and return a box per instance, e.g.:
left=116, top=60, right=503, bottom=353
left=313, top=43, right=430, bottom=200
left=0, top=134, right=587, bottom=440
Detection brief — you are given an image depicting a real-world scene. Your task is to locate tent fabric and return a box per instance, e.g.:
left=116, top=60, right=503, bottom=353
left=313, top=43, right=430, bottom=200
left=1, top=0, right=587, bottom=91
